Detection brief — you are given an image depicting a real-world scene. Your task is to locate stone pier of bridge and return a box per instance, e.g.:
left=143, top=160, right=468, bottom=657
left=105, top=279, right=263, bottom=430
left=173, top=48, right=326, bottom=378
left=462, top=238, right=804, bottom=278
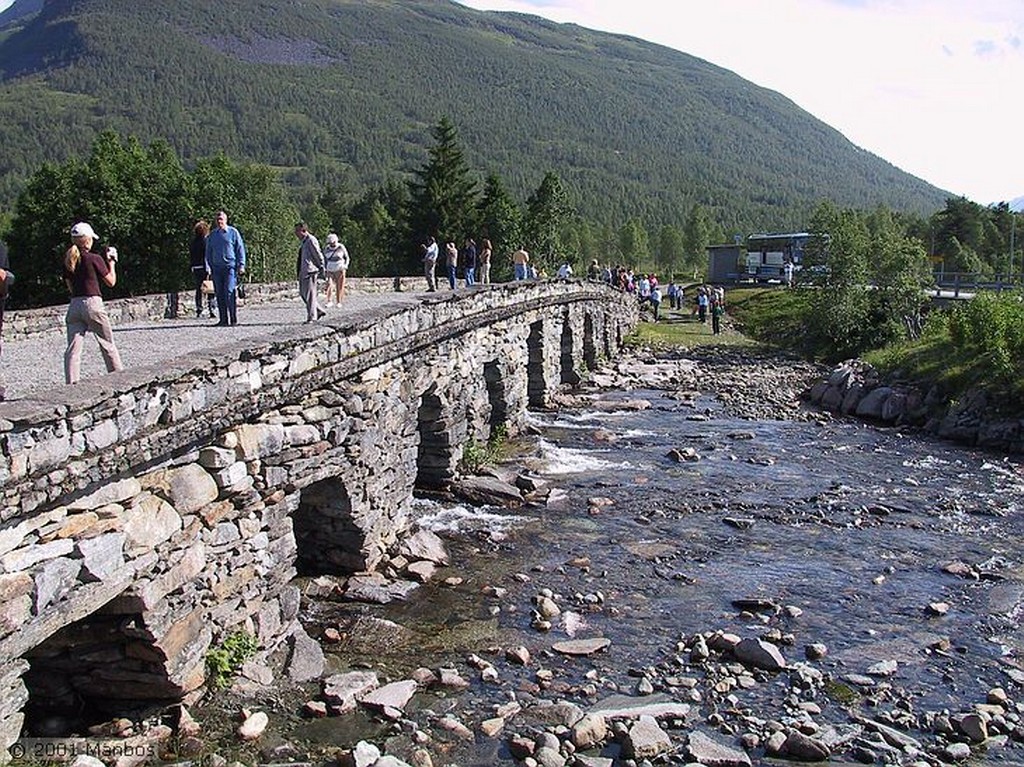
left=0, top=280, right=637, bottom=752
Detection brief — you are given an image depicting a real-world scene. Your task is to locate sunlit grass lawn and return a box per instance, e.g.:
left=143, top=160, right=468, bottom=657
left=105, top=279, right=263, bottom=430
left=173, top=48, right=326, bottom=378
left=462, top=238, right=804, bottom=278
left=626, top=305, right=759, bottom=349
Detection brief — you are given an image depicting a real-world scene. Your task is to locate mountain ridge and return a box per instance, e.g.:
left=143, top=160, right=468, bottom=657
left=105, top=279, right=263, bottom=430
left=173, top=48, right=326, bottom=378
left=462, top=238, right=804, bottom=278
left=0, top=0, right=950, bottom=230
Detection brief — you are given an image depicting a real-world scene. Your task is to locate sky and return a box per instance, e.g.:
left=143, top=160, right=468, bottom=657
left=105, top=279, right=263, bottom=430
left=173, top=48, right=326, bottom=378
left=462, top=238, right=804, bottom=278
left=455, top=0, right=1024, bottom=206
left=1, top=0, right=1019, bottom=205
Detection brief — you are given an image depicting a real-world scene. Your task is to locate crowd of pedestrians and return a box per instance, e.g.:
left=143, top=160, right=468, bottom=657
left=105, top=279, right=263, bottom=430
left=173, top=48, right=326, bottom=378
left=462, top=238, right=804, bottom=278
left=0, top=213, right=735, bottom=390
left=584, top=262, right=727, bottom=331
left=421, top=235, right=543, bottom=288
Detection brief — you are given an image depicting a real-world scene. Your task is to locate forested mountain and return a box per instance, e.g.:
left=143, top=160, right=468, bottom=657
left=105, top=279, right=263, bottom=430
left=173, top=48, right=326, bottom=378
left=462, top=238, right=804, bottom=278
left=0, top=0, right=948, bottom=233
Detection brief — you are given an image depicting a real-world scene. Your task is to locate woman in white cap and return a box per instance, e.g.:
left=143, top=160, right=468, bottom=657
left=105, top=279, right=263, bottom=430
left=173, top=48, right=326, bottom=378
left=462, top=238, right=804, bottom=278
left=322, top=232, right=349, bottom=306
left=63, top=222, right=123, bottom=384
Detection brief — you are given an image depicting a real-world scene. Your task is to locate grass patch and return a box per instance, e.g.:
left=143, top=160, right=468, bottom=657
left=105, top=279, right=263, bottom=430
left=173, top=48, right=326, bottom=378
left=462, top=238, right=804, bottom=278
left=725, top=287, right=812, bottom=351
left=626, top=306, right=758, bottom=349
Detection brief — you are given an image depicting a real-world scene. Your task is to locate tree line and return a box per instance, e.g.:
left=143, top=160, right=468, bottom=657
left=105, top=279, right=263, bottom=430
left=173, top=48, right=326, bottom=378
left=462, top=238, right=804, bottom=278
left=0, top=0, right=949, bottom=232
left=0, top=119, right=1019, bottom=313
left=0, top=119, right=718, bottom=308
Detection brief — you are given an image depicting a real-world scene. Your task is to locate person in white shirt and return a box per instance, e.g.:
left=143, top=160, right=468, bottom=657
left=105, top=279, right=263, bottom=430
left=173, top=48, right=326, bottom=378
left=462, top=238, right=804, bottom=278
left=422, top=236, right=438, bottom=292
left=323, top=233, right=350, bottom=305
left=557, top=262, right=573, bottom=280
left=637, top=274, right=651, bottom=304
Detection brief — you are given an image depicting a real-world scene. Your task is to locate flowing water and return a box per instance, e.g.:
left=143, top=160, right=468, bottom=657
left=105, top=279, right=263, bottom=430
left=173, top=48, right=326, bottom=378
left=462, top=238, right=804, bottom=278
left=208, top=383, right=1024, bottom=765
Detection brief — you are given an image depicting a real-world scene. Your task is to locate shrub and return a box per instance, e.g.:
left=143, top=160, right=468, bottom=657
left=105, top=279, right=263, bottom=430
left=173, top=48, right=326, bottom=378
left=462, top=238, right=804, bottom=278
left=205, top=630, right=259, bottom=689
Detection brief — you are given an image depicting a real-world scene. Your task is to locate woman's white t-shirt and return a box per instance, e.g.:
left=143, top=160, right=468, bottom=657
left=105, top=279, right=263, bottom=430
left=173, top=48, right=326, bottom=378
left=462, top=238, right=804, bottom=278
left=325, top=244, right=349, bottom=273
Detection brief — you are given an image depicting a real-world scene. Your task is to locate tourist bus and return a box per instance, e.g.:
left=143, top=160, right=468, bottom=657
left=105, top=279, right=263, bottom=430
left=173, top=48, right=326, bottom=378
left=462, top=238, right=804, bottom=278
left=744, top=232, right=811, bottom=281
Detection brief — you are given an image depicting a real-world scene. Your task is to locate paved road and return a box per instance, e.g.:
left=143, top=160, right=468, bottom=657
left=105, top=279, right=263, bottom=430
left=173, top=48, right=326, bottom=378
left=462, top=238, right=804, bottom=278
left=1, top=291, right=430, bottom=402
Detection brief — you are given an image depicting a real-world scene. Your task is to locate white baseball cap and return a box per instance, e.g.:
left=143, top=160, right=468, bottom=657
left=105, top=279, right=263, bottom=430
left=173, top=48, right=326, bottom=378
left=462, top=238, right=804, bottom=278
left=70, top=222, right=98, bottom=240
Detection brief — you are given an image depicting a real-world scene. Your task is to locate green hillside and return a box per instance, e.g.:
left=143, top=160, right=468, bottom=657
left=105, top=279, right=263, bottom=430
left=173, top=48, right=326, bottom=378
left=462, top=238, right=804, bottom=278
left=0, top=0, right=948, bottom=231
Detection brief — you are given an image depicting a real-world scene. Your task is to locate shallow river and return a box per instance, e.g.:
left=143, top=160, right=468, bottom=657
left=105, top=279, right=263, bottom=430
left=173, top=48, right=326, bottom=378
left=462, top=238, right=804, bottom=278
left=215, top=384, right=1024, bottom=765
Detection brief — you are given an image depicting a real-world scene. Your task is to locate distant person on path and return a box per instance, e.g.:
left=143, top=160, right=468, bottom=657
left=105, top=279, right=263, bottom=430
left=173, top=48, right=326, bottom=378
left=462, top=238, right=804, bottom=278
left=0, top=241, right=14, bottom=400
left=783, top=259, right=794, bottom=288
left=512, top=247, right=530, bottom=281
left=462, top=238, right=478, bottom=286
left=294, top=222, right=326, bottom=323
left=637, top=273, right=651, bottom=305
left=697, top=286, right=709, bottom=323
left=557, top=261, right=573, bottom=280
left=189, top=219, right=215, bottom=318
left=205, top=210, right=246, bottom=326
left=650, top=282, right=662, bottom=321
left=478, top=239, right=492, bottom=284
left=711, top=299, right=724, bottom=335
left=62, top=222, right=123, bottom=384
left=323, top=232, right=349, bottom=306
left=588, top=259, right=602, bottom=280
left=445, top=241, right=458, bottom=289
left=422, top=236, right=438, bottom=291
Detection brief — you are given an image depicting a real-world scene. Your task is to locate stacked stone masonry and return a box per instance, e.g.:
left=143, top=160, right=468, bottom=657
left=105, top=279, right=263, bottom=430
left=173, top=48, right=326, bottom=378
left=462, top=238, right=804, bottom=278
left=0, top=281, right=638, bottom=756
left=807, top=358, right=1024, bottom=453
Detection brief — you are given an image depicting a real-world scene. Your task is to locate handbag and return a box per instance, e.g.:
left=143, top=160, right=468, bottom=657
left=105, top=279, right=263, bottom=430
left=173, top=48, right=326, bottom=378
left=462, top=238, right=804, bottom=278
left=201, top=279, right=215, bottom=295
left=236, top=281, right=246, bottom=299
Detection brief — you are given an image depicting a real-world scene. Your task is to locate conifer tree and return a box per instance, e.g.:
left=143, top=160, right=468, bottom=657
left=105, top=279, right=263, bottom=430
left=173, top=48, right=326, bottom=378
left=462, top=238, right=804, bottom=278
left=477, top=174, right=523, bottom=282
left=406, top=117, right=478, bottom=248
left=524, top=172, right=572, bottom=271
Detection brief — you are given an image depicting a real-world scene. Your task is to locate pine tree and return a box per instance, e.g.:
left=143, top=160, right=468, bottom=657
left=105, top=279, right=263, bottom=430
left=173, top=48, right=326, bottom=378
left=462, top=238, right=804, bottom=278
left=406, top=117, right=478, bottom=248
left=477, top=173, right=523, bottom=282
left=524, top=172, right=572, bottom=271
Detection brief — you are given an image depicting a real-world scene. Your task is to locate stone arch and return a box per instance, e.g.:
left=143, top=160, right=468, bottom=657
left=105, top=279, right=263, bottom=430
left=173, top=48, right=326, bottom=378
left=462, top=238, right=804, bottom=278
left=560, top=311, right=581, bottom=386
left=19, top=600, right=201, bottom=737
left=527, top=320, right=546, bottom=409
left=294, top=477, right=368, bottom=574
left=484, top=360, right=507, bottom=437
left=416, top=386, right=455, bottom=489
left=583, top=313, right=597, bottom=371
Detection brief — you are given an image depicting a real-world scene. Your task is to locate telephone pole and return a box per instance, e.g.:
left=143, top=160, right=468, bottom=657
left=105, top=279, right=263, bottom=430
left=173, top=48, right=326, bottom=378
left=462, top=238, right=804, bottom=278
left=1011, top=213, right=1017, bottom=285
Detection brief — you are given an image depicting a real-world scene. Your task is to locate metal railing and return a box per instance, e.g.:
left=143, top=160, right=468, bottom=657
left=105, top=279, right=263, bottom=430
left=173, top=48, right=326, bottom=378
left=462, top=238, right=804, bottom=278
left=931, top=272, right=1024, bottom=298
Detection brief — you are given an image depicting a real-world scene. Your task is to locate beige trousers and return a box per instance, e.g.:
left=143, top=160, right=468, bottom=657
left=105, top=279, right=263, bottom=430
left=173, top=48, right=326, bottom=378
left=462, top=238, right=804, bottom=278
left=65, top=296, right=123, bottom=384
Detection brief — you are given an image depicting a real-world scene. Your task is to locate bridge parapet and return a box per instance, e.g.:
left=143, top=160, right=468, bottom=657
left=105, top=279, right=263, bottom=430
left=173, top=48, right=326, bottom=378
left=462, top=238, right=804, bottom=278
left=0, top=281, right=637, bottom=753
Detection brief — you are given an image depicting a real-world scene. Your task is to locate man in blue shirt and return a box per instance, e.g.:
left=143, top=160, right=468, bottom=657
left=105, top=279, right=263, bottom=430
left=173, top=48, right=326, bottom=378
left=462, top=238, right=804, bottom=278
left=204, top=210, right=246, bottom=326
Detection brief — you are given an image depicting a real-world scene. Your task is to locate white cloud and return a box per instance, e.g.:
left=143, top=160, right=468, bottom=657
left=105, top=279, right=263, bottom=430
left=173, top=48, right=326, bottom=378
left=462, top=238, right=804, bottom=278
left=457, top=0, right=1024, bottom=204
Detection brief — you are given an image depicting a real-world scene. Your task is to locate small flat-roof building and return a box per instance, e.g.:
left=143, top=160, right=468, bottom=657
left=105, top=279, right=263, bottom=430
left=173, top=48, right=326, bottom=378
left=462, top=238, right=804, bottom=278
left=706, top=244, right=742, bottom=283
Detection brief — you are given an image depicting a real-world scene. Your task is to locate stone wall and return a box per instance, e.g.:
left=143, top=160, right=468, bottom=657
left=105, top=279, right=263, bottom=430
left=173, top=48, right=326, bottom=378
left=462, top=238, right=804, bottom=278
left=0, top=281, right=637, bottom=755
left=2, top=277, right=426, bottom=341
left=806, top=359, right=1024, bottom=453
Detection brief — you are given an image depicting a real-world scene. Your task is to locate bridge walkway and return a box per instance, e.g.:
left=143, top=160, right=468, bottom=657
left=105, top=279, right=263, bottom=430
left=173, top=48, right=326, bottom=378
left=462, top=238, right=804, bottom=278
left=1, top=290, right=429, bottom=403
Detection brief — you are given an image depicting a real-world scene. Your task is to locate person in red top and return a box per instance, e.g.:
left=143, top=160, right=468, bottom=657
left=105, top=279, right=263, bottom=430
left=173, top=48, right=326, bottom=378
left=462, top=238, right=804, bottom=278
left=63, top=222, right=123, bottom=384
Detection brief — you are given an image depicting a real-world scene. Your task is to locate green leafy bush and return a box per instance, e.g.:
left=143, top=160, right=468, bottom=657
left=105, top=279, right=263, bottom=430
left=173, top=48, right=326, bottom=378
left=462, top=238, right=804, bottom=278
left=946, top=293, right=1024, bottom=383
left=458, top=424, right=509, bottom=475
left=205, top=630, right=259, bottom=689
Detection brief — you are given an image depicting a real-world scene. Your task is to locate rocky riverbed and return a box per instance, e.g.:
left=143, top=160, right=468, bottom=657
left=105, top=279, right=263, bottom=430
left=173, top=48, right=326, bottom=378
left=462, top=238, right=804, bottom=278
left=50, top=344, right=1024, bottom=767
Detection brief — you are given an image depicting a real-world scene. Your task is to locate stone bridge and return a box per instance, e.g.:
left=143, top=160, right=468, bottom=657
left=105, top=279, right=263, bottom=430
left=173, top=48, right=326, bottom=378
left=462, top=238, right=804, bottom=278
left=0, top=280, right=637, bottom=753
